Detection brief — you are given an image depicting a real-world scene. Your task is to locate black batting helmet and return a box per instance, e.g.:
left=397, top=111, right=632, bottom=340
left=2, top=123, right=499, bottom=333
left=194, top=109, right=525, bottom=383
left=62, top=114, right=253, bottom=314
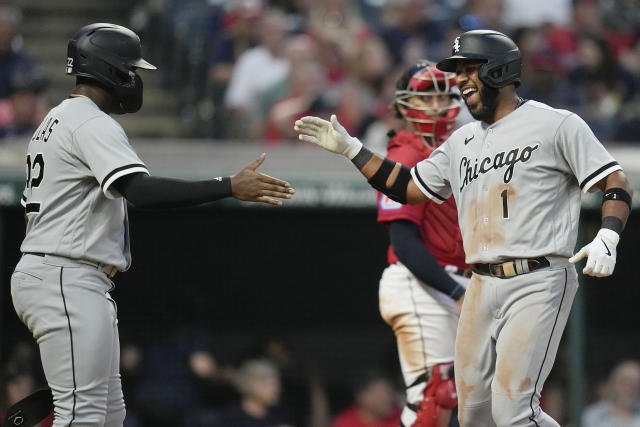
left=66, top=23, right=156, bottom=114
left=437, top=30, right=521, bottom=88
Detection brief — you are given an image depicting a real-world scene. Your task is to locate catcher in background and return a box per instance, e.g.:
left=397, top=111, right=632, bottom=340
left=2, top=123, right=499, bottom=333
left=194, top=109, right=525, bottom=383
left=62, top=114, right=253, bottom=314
left=377, top=61, right=471, bottom=427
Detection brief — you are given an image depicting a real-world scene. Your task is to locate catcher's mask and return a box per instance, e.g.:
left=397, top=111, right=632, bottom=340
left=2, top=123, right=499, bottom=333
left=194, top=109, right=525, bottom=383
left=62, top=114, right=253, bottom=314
left=437, top=29, right=521, bottom=88
left=395, top=60, right=461, bottom=148
left=66, top=23, right=156, bottom=114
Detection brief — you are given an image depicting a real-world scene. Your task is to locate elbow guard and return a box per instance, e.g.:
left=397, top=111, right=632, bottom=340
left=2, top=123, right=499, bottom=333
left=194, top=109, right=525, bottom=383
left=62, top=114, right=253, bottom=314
left=367, top=158, right=411, bottom=204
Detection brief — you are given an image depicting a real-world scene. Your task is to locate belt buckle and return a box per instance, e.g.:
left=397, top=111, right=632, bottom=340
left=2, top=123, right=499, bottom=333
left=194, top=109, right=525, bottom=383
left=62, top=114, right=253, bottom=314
left=489, top=264, right=503, bottom=277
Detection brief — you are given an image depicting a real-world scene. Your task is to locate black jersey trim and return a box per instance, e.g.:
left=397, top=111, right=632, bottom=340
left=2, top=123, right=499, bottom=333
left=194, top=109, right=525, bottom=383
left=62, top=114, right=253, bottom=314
left=528, top=268, right=567, bottom=426
left=25, top=203, right=40, bottom=213
left=59, top=267, right=78, bottom=426
left=411, top=167, right=447, bottom=202
left=580, top=161, right=619, bottom=190
left=101, top=163, right=147, bottom=191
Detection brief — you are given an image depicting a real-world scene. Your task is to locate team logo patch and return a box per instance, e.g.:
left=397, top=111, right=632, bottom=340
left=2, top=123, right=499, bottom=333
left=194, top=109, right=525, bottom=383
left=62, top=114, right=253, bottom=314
left=453, top=37, right=460, bottom=53
left=380, top=195, right=402, bottom=210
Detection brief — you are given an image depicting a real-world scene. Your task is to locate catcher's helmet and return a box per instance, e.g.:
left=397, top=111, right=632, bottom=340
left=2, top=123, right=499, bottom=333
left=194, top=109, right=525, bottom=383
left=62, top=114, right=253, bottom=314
left=66, top=23, right=156, bottom=114
left=437, top=30, right=521, bottom=88
left=395, top=60, right=461, bottom=145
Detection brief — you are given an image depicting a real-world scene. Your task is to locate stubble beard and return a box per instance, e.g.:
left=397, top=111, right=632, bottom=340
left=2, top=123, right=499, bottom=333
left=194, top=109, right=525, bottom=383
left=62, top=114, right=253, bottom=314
left=467, top=85, right=499, bottom=123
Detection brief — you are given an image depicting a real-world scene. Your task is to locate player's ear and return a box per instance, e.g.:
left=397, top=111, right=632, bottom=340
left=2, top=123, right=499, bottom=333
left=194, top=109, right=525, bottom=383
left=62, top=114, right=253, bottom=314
left=394, top=102, right=406, bottom=119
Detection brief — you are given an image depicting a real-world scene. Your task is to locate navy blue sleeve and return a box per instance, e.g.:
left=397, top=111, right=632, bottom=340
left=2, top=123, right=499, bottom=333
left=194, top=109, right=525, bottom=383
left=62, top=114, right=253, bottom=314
left=389, top=220, right=465, bottom=300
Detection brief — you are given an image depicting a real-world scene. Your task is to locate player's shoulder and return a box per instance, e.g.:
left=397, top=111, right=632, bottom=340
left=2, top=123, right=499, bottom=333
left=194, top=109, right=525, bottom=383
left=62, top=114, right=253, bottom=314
left=523, top=100, right=596, bottom=138
left=388, top=130, right=427, bottom=154
left=520, top=100, right=575, bottom=122
left=59, top=97, right=123, bottom=134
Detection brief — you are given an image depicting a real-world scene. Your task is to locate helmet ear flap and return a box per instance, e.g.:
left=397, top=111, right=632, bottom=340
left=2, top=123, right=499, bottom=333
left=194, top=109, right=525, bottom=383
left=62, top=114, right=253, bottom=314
left=115, top=72, right=143, bottom=114
left=478, top=59, right=522, bottom=88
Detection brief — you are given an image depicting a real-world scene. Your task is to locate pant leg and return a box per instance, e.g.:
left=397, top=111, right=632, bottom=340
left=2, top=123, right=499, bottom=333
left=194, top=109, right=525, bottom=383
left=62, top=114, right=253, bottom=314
left=455, top=274, right=498, bottom=427
left=104, top=294, right=125, bottom=427
left=11, top=255, right=121, bottom=427
left=379, top=263, right=462, bottom=426
left=491, top=267, right=577, bottom=427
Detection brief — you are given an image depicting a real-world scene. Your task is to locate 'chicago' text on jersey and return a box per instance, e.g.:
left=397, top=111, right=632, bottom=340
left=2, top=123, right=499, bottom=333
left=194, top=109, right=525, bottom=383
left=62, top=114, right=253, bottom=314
left=459, top=144, right=539, bottom=192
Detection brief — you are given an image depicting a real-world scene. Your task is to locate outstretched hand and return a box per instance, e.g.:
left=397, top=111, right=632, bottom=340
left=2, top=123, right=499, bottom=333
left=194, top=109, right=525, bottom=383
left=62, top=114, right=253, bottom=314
left=294, top=115, right=363, bottom=159
left=230, top=153, right=294, bottom=206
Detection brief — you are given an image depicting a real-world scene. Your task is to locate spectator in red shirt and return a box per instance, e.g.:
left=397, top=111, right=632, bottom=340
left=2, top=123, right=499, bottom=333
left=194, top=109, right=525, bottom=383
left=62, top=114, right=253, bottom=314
left=332, top=369, right=402, bottom=427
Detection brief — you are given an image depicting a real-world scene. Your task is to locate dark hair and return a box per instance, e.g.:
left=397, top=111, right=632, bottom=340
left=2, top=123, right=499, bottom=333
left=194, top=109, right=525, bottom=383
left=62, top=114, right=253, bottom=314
left=350, top=368, right=391, bottom=396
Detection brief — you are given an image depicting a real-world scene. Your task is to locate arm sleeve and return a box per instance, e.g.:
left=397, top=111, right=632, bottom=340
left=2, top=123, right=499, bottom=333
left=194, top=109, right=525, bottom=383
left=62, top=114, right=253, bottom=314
left=112, top=173, right=232, bottom=209
left=555, top=113, right=622, bottom=193
left=410, top=144, right=453, bottom=203
left=73, top=116, right=149, bottom=199
left=389, top=220, right=465, bottom=300
left=378, top=143, right=429, bottom=225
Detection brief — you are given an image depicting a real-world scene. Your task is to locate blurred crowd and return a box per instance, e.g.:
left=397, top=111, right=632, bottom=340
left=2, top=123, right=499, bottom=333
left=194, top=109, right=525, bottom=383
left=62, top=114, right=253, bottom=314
left=127, top=0, right=640, bottom=142
left=2, top=336, right=640, bottom=427
left=0, top=334, right=406, bottom=427
left=0, top=4, right=49, bottom=140
left=1, top=0, right=639, bottom=142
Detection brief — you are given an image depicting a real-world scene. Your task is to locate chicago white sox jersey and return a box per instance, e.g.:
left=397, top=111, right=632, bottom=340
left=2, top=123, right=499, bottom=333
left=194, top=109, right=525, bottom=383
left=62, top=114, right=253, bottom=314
left=20, top=96, right=149, bottom=270
left=411, top=100, right=621, bottom=264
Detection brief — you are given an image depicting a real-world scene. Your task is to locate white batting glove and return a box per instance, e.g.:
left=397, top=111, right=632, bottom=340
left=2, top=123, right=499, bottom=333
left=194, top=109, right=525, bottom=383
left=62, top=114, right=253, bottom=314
left=569, top=228, right=619, bottom=277
left=294, top=115, right=363, bottom=160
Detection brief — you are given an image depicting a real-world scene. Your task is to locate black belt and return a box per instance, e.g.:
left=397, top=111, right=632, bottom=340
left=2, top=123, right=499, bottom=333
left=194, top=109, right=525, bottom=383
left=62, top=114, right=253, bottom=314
left=473, top=257, right=549, bottom=279
left=24, top=252, right=118, bottom=278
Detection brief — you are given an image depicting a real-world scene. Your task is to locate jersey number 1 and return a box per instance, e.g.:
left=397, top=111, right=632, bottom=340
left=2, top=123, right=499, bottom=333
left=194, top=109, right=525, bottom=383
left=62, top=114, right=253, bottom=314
left=501, top=189, right=509, bottom=219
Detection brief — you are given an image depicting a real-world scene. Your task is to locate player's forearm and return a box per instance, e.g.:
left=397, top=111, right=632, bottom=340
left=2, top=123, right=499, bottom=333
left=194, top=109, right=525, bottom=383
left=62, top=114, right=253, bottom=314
left=600, top=171, right=633, bottom=233
left=351, top=146, right=426, bottom=205
left=389, top=221, right=465, bottom=300
left=113, top=173, right=231, bottom=208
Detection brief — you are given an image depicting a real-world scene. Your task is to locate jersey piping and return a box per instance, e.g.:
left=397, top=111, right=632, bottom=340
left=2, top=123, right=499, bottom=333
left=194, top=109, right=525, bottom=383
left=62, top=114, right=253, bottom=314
left=579, top=161, right=621, bottom=192
left=101, top=163, right=148, bottom=194
left=410, top=167, right=447, bottom=203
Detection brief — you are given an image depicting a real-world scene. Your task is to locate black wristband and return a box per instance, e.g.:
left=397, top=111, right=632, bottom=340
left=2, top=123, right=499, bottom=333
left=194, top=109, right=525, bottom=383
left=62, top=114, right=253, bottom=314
left=603, top=187, right=632, bottom=209
left=351, top=146, right=373, bottom=170
left=601, top=216, right=623, bottom=234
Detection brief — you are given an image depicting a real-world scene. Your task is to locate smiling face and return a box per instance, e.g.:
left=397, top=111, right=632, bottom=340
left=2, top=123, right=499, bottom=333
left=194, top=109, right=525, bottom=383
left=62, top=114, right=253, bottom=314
left=455, top=60, right=500, bottom=123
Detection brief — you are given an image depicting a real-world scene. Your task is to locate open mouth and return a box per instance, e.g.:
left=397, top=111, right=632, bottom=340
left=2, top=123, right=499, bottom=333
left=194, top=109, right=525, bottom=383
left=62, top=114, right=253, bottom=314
left=462, top=87, right=479, bottom=104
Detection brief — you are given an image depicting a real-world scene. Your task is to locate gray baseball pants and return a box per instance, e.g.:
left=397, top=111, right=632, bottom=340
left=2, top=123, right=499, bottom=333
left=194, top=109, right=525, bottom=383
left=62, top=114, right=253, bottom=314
left=11, top=254, right=125, bottom=427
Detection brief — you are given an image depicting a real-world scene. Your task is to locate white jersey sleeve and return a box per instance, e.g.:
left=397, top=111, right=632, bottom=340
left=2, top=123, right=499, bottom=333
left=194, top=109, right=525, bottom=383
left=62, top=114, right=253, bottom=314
left=555, top=113, right=621, bottom=193
left=73, top=116, right=149, bottom=199
left=410, top=142, right=453, bottom=204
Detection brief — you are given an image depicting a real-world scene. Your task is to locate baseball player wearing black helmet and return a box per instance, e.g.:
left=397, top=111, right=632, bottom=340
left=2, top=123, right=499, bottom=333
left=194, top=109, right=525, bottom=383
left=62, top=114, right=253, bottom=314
left=12, top=23, right=294, bottom=427
left=295, top=29, right=632, bottom=426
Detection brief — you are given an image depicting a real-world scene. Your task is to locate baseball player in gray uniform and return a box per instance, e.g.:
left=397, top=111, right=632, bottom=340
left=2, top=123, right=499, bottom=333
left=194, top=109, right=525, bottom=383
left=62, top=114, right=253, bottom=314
left=294, top=30, right=632, bottom=427
left=11, top=23, right=294, bottom=427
